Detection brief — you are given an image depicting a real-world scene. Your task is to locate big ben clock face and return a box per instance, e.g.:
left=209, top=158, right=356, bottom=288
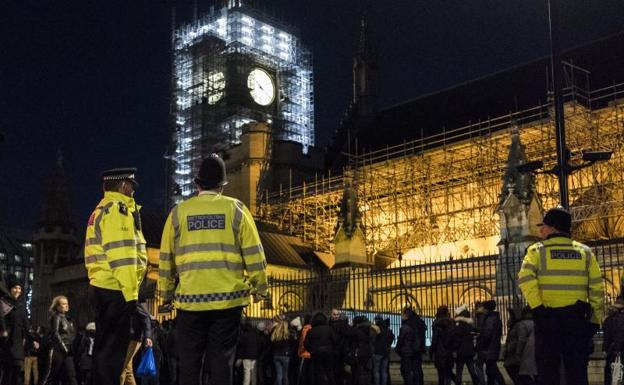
left=247, top=68, right=275, bottom=106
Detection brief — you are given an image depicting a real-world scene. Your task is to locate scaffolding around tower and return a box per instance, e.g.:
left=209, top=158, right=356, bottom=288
left=258, top=79, right=624, bottom=262
left=168, top=2, right=314, bottom=205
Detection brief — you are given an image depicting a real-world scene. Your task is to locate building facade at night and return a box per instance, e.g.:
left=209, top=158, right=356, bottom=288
left=239, top=33, right=624, bottom=321
left=168, top=0, right=315, bottom=205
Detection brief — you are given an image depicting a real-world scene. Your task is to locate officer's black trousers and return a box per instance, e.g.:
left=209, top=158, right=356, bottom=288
left=534, top=304, right=590, bottom=385
left=177, top=306, right=242, bottom=385
left=89, top=285, right=131, bottom=385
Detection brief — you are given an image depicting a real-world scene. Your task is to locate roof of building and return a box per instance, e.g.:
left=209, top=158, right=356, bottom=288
left=335, top=31, right=624, bottom=157
left=256, top=222, right=329, bottom=268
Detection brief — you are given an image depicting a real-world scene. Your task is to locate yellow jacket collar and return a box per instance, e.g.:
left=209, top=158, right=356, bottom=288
left=104, top=191, right=137, bottom=208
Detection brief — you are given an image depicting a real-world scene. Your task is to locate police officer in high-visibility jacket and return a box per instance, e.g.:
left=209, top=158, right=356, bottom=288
left=518, top=207, right=604, bottom=385
left=158, top=154, right=268, bottom=385
left=85, top=168, right=147, bottom=385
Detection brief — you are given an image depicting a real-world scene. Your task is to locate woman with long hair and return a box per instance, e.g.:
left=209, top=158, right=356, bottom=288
left=41, top=295, right=78, bottom=385
left=271, top=316, right=295, bottom=385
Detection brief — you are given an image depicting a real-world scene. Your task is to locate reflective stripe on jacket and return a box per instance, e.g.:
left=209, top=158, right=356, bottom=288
left=84, top=191, right=147, bottom=301
left=518, top=236, right=604, bottom=324
left=158, top=191, right=268, bottom=311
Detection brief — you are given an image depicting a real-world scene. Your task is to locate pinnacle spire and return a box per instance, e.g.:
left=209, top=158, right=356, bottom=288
left=353, top=14, right=379, bottom=115
left=499, top=127, right=536, bottom=206
left=39, top=149, right=74, bottom=229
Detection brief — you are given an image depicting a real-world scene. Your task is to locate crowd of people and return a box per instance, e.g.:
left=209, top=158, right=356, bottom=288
left=1, top=160, right=623, bottom=385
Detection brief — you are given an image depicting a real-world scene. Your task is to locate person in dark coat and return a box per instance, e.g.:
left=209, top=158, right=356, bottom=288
left=451, top=305, right=483, bottom=385
left=237, top=321, right=263, bottom=385
left=503, top=307, right=536, bottom=385
left=75, top=322, right=96, bottom=385
left=372, top=316, right=394, bottom=385
left=346, top=316, right=375, bottom=385
left=41, top=295, right=79, bottom=385
left=396, top=307, right=426, bottom=385
left=304, top=311, right=337, bottom=385
left=329, top=309, right=350, bottom=385
left=603, top=298, right=624, bottom=385
left=23, top=325, right=41, bottom=385
left=431, top=306, right=459, bottom=385
left=476, top=300, right=505, bottom=385
left=165, top=319, right=180, bottom=385
left=1, top=276, right=29, bottom=385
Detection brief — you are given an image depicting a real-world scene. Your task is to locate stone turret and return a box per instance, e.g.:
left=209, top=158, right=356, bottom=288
left=32, top=150, right=80, bottom=324
left=496, top=129, right=542, bottom=298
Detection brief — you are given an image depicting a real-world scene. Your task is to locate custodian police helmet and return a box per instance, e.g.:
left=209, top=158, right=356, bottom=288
left=194, top=154, right=228, bottom=190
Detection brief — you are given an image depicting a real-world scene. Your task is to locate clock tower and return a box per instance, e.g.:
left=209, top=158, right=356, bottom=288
left=168, top=0, right=315, bottom=205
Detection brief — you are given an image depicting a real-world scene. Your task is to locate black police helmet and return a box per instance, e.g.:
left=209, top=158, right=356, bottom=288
left=538, top=207, right=571, bottom=235
left=194, top=154, right=228, bottom=190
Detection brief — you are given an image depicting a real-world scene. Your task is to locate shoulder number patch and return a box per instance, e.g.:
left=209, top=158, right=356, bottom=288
left=187, top=214, right=226, bottom=231
left=550, top=250, right=581, bottom=260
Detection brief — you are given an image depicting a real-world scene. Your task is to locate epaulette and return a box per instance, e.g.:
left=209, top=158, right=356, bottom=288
left=118, top=202, right=128, bottom=216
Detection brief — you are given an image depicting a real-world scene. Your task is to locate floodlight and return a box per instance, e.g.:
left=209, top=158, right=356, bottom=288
left=582, top=150, right=613, bottom=162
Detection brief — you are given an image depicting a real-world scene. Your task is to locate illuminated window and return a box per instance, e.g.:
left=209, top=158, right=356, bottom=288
left=14, top=255, right=21, bottom=263
left=207, top=72, right=226, bottom=105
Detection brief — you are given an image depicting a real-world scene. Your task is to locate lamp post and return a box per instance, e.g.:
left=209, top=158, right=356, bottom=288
left=524, top=0, right=612, bottom=207
left=547, top=0, right=570, bottom=208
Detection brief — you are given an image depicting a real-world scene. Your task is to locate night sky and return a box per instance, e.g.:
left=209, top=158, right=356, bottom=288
left=1, top=0, right=623, bottom=233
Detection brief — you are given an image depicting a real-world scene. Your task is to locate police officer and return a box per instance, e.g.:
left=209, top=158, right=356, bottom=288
left=158, top=154, right=268, bottom=385
left=84, top=168, right=147, bottom=385
left=518, top=207, right=604, bottom=385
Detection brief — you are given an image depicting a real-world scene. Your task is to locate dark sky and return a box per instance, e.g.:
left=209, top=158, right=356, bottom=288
left=1, top=0, right=623, bottom=233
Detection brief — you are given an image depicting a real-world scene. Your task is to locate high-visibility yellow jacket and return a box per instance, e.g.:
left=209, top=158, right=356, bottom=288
left=518, top=235, right=604, bottom=324
left=158, top=191, right=268, bottom=311
left=84, top=191, right=147, bottom=302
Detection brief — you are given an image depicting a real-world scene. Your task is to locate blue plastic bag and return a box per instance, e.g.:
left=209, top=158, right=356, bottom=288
left=136, top=347, right=157, bottom=378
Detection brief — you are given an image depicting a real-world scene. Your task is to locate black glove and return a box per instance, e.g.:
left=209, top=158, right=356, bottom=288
left=158, top=302, right=174, bottom=314
left=126, top=300, right=138, bottom=314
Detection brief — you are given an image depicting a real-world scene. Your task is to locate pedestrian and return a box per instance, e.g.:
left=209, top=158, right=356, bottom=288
left=518, top=207, right=604, bottom=385
left=41, top=295, right=78, bottom=385
left=0, top=276, right=29, bottom=385
left=603, top=298, right=624, bottom=385
left=476, top=300, right=505, bottom=385
left=503, top=307, right=536, bottom=385
left=304, top=311, right=337, bottom=385
left=158, top=154, right=268, bottom=385
left=372, top=315, right=394, bottom=385
left=120, top=302, right=153, bottom=385
left=329, top=309, right=350, bottom=385
left=296, top=314, right=313, bottom=385
left=23, top=325, right=41, bottom=385
left=396, top=307, right=426, bottom=385
left=76, top=322, right=96, bottom=385
left=289, top=316, right=305, bottom=385
left=164, top=318, right=179, bottom=385
left=271, top=316, right=296, bottom=385
left=431, top=306, right=459, bottom=385
left=257, top=321, right=272, bottom=385
left=85, top=168, right=147, bottom=385
left=237, top=321, right=262, bottom=385
left=451, top=305, right=483, bottom=385
left=348, top=315, right=375, bottom=385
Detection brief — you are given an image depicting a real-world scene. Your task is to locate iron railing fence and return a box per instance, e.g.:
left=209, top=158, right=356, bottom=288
left=240, top=238, right=624, bottom=343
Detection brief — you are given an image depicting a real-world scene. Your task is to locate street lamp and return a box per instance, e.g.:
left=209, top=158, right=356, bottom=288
left=516, top=150, right=613, bottom=179
left=547, top=0, right=569, bottom=208
left=541, top=0, right=613, bottom=208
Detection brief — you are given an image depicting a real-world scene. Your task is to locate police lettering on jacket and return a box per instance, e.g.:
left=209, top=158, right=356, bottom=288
left=187, top=214, right=226, bottom=230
